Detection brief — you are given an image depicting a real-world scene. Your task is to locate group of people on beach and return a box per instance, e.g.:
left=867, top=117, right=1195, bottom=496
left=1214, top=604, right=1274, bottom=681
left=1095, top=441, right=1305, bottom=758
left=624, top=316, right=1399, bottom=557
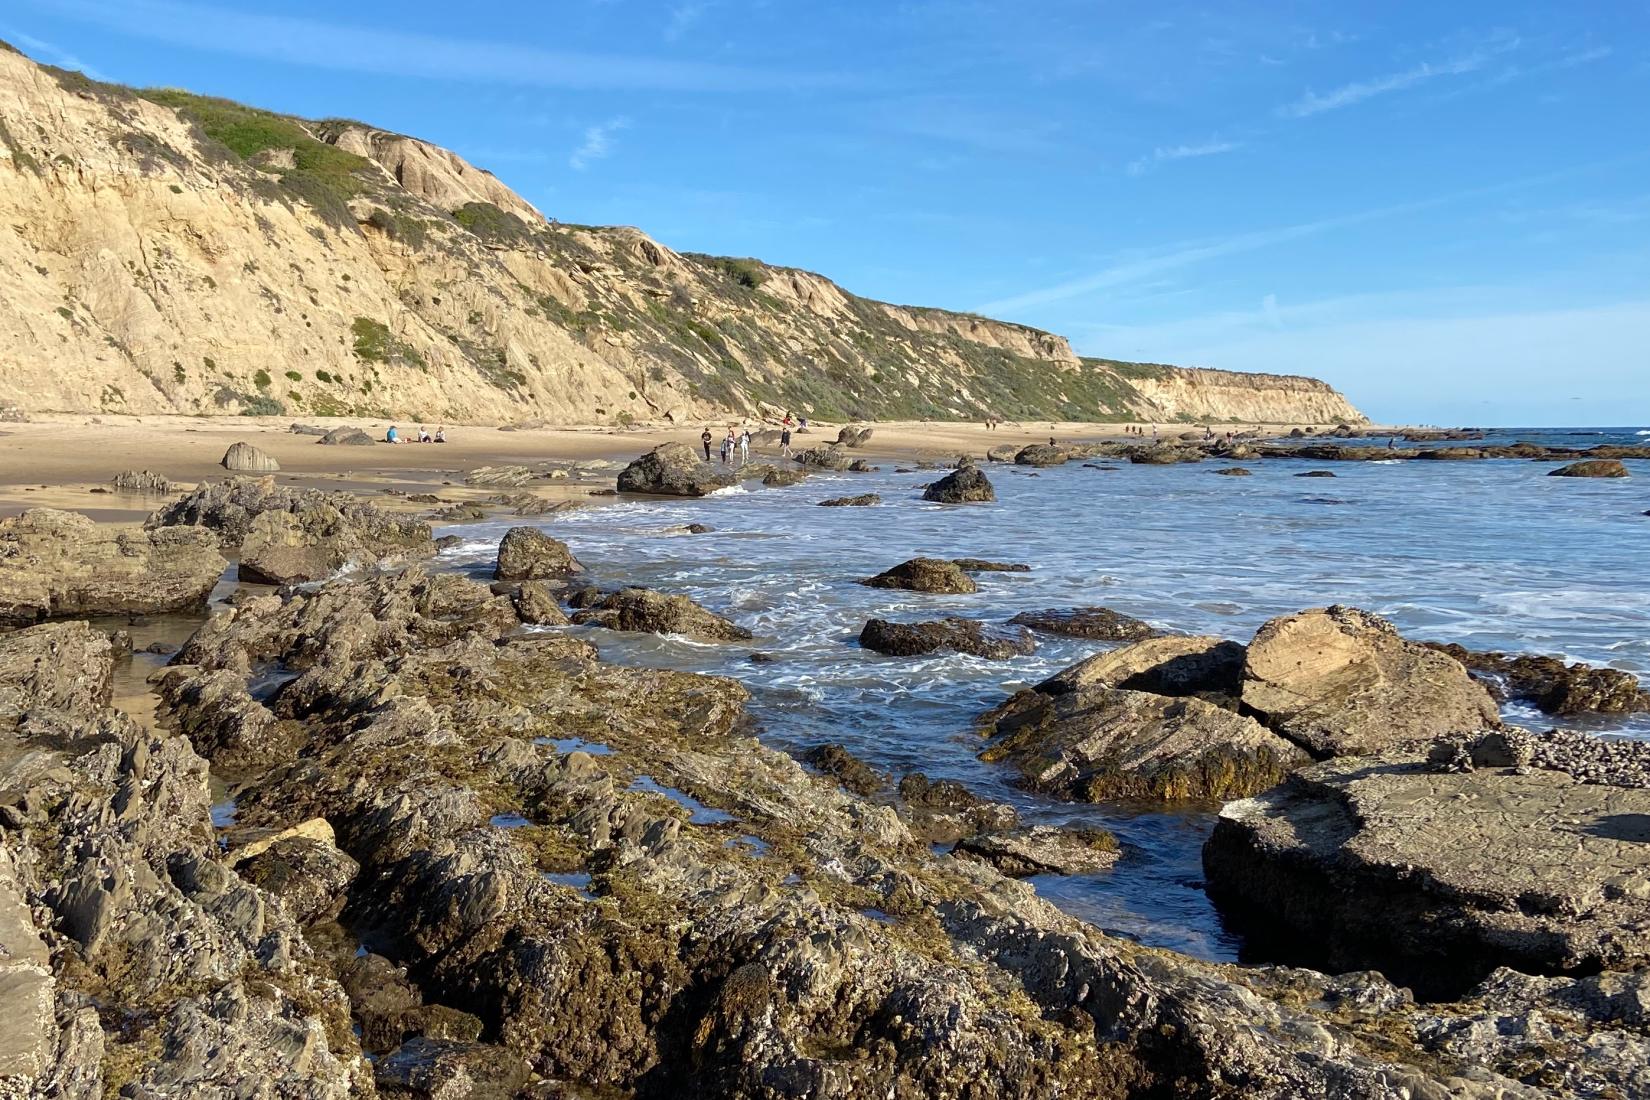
left=700, top=412, right=800, bottom=466
left=384, top=425, right=446, bottom=444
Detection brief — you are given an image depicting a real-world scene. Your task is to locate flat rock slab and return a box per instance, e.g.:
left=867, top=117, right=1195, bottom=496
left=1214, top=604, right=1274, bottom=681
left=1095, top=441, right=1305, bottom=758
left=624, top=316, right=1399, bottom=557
left=1204, top=752, right=1650, bottom=997
left=1009, top=606, right=1156, bottom=642
left=1037, top=635, right=1246, bottom=701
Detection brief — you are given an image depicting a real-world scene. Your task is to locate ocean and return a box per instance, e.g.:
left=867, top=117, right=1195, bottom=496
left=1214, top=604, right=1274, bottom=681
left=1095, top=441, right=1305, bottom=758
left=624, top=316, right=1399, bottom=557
left=442, top=429, right=1649, bottom=961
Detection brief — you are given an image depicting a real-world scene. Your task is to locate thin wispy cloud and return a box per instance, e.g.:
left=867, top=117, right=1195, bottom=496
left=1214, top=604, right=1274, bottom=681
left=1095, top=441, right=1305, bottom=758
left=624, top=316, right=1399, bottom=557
left=26, top=0, right=855, bottom=92
left=664, top=3, right=708, bottom=42
left=1276, top=46, right=1508, bottom=119
left=1127, top=139, right=1241, bottom=176
left=2, top=27, right=109, bottom=80
left=570, top=117, right=630, bottom=171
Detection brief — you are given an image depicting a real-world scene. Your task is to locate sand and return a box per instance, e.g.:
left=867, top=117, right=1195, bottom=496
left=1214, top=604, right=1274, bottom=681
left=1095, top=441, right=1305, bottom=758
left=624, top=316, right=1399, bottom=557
left=0, top=412, right=1361, bottom=521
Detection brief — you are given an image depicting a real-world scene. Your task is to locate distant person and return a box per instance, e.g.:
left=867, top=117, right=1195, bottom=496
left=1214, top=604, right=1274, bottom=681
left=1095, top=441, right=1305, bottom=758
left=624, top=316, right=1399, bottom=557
left=434, top=426, right=447, bottom=443
left=799, top=416, right=808, bottom=431
left=721, top=430, right=734, bottom=465
left=780, top=424, right=792, bottom=457
left=701, top=427, right=713, bottom=461
left=385, top=425, right=400, bottom=444
left=739, top=429, right=751, bottom=465
left=418, top=425, right=432, bottom=443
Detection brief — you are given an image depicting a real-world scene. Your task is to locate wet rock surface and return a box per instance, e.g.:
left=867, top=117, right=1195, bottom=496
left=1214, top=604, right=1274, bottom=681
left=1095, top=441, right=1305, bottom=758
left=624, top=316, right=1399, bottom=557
left=1014, top=444, right=1069, bottom=467
left=0, top=508, right=225, bottom=628
left=1036, top=634, right=1247, bottom=704
left=1550, top=459, right=1629, bottom=478
left=616, top=442, right=738, bottom=496
left=952, top=558, right=1028, bottom=572
left=817, top=493, right=881, bottom=507
left=1241, top=606, right=1500, bottom=756
left=760, top=466, right=808, bottom=487
left=922, top=464, right=996, bottom=503
left=1425, top=642, right=1650, bottom=716
left=803, top=742, right=886, bottom=796
left=1203, top=750, right=1650, bottom=999
left=952, top=825, right=1120, bottom=877
left=494, top=526, right=584, bottom=582
left=570, top=586, right=753, bottom=641
left=859, top=617, right=1034, bottom=659
left=1009, top=605, right=1158, bottom=641
left=859, top=556, right=979, bottom=594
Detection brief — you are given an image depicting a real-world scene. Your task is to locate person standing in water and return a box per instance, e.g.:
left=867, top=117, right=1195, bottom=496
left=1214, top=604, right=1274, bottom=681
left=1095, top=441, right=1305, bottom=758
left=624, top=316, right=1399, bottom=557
left=701, top=427, right=713, bottom=461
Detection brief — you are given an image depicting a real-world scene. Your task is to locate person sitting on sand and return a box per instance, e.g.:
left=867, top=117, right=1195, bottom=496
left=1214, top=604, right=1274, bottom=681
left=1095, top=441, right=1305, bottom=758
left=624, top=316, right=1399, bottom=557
left=434, top=426, right=446, bottom=443
left=386, top=425, right=400, bottom=444
left=701, top=427, right=714, bottom=461
left=418, top=425, right=432, bottom=443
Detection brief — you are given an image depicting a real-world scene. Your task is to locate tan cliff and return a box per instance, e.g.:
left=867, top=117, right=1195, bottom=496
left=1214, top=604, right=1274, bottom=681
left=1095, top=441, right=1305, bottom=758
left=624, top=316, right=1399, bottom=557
left=0, top=45, right=1366, bottom=426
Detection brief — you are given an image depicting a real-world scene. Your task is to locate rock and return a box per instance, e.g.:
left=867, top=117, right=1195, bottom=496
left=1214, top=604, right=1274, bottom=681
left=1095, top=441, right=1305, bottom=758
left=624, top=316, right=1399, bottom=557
left=237, top=495, right=434, bottom=585
left=617, top=443, right=738, bottom=496
left=896, top=772, right=1017, bottom=843
left=1241, top=607, right=1501, bottom=756
left=316, top=426, right=375, bottom=446
left=509, top=580, right=570, bottom=626
left=1422, top=642, right=1650, bottom=716
left=493, top=527, right=583, bottom=582
left=922, top=464, right=996, bottom=503
left=985, top=444, right=1019, bottom=462
left=463, top=464, right=538, bottom=487
left=981, top=685, right=1308, bottom=801
left=818, top=494, right=880, bottom=507
left=235, top=836, right=359, bottom=925
left=0, top=621, right=114, bottom=721
left=760, top=466, right=807, bottom=487
left=1008, top=607, right=1156, bottom=641
left=1212, top=467, right=1252, bottom=477
left=0, top=509, right=225, bottom=628
left=847, top=459, right=878, bottom=473
left=110, top=469, right=173, bottom=494
left=835, top=425, right=874, bottom=448
left=375, top=1037, right=531, bottom=1097
left=1203, top=750, right=1650, bottom=998
left=289, top=422, right=327, bottom=436
left=571, top=587, right=752, bottom=641
left=1295, top=470, right=1336, bottom=478
left=220, top=441, right=278, bottom=472
left=1014, top=444, right=1068, bottom=467
left=860, top=557, right=978, bottom=594
left=859, top=618, right=1034, bottom=659
left=1130, top=446, right=1204, bottom=465
left=952, top=825, right=1120, bottom=877
left=1035, top=634, right=1247, bottom=704
left=952, top=559, right=1028, bottom=573
left=1550, top=459, right=1628, bottom=478
left=792, top=444, right=855, bottom=470
left=803, top=743, right=886, bottom=796
left=0, top=405, right=27, bottom=423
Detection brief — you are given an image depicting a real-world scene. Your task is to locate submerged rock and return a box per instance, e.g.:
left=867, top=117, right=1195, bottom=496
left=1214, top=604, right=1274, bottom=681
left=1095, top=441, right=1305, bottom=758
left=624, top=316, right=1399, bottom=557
left=493, top=526, right=583, bottom=582
left=221, top=441, right=278, bottom=472
left=859, top=557, right=978, bottom=594
left=1203, top=749, right=1650, bottom=998
left=571, top=586, right=752, bottom=641
left=1212, top=466, right=1253, bottom=477
left=0, top=508, right=225, bottom=628
left=616, top=442, right=737, bottom=496
left=818, top=493, right=880, bottom=507
left=1241, top=606, right=1500, bottom=756
left=1009, top=606, right=1156, bottom=641
left=922, top=464, right=996, bottom=503
left=1550, top=459, right=1628, bottom=478
left=760, top=466, right=807, bottom=487
left=953, top=558, right=1028, bottom=572
left=859, top=617, right=1034, bottom=659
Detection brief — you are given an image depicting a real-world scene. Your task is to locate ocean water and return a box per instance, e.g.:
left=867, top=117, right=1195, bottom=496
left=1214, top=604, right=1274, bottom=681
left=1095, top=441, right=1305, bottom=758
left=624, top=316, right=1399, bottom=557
left=442, top=436, right=1649, bottom=960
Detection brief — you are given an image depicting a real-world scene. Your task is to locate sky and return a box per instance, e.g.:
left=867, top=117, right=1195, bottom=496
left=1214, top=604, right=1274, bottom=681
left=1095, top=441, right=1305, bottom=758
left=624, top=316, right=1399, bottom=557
left=4, top=1, right=1649, bottom=425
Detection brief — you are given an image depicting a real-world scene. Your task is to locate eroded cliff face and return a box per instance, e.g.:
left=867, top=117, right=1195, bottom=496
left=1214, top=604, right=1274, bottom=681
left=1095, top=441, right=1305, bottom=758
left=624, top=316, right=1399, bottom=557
left=0, top=47, right=1365, bottom=425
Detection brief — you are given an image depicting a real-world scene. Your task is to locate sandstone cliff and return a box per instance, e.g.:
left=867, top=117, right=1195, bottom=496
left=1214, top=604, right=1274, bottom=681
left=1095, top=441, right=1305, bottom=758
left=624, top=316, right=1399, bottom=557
left=0, top=46, right=1365, bottom=425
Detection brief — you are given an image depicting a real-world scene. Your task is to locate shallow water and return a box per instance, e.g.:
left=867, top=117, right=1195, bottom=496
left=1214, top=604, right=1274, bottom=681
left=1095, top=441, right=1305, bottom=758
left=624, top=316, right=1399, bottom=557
left=439, top=435, right=1648, bottom=960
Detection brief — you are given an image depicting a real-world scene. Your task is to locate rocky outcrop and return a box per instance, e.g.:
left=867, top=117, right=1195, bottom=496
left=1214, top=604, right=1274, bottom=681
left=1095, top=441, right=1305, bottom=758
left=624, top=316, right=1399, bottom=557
left=0, top=508, right=224, bottom=628
left=493, top=526, right=583, bottom=582
left=818, top=493, right=880, bottom=507
left=792, top=444, right=855, bottom=470
left=1014, top=445, right=1068, bottom=467
left=616, top=443, right=736, bottom=496
left=0, top=620, right=114, bottom=719
left=859, top=557, right=979, bottom=594
left=221, top=441, right=278, bottom=472
left=570, top=586, right=752, bottom=641
left=1550, top=459, right=1628, bottom=478
left=981, top=685, right=1308, bottom=801
left=922, top=464, right=996, bottom=503
left=1203, top=748, right=1650, bottom=998
left=317, top=426, right=375, bottom=446
left=1424, top=642, right=1650, bottom=716
left=859, top=618, right=1034, bottom=658
left=1034, top=634, right=1247, bottom=704
left=952, top=558, right=1028, bottom=573
left=109, top=469, right=172, bottom=494
left=835, top=426, right=874, bottom=448
left=760, top=466, right=807, bottom=487
left=952, top=825, right=1120, bottom=877
left=1241, top=607, right=1500, bottom=756
left=894, top=772, right=1018, bottom=844
left=1121, top=364, right=1367, bottom=425
left=1008, top=606, right=1157, bottom=641
left=803, top=743, right=886, bottom=796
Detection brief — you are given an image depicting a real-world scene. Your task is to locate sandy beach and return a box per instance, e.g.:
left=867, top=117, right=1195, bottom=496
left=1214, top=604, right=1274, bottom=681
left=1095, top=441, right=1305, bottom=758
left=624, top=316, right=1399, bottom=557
left=0, top=412, right=1359, bottom=521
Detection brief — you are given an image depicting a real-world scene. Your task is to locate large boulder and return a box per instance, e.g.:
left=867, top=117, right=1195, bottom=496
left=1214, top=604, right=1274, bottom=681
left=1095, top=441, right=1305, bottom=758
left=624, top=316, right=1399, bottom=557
left=835, top=425, right=874, bottom=448
left=760, top=467, right=808, bottom=487
left=1034, top=634, right=1247, bottom=704
left=1241, top=607, right=1500, bottom=756
left=221, top=441, right=279, bottom=472
left=1203, top=746, right=1650, bottom=998
left=494, top=527, right=583, bottom=582
left=859, top=558, right=978, bottom=594
left=616, top=443, right=737, bottom=496
left=570, top=587, right=751, bottom=641
left=238, top=502, right=433, bottom=586
left=980, top=686, right=1307, bottom=801
left=1424, top=642, right=1649, bottom=716
left=1008, top=607, right=1157, bottom=642
left=922, top=465, right=995, bottom=504
left=792, top=444, right=855, bottom=470
left=0, top=509, right=224, bottom=628
left=317, top=427, right=375, bottom=446
left=859, top=618, right=1033, bottom=659
left=1014, top=445, right=1068, bottom=467
left=1549, top=460, right=1628, bottom=478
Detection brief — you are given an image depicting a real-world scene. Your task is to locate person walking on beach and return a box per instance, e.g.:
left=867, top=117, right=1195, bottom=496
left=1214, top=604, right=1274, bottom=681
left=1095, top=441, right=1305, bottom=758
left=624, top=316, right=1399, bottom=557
left=780, top=423, right=792, bottom=457
left=739, top=428, right=751, bottom=466
left=701, top=427, right=713, bottom=462
left=723, top=427, right=736, bottom=466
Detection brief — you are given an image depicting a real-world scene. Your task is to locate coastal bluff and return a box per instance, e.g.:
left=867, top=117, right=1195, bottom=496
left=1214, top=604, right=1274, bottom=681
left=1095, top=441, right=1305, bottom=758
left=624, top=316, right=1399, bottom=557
left=0, top=45, right=1362, bottom=427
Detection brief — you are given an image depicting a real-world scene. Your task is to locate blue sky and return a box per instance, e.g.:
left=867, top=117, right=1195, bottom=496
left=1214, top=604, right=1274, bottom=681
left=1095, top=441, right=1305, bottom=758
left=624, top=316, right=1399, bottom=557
left=5, top=1, right=1649, bottom=424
